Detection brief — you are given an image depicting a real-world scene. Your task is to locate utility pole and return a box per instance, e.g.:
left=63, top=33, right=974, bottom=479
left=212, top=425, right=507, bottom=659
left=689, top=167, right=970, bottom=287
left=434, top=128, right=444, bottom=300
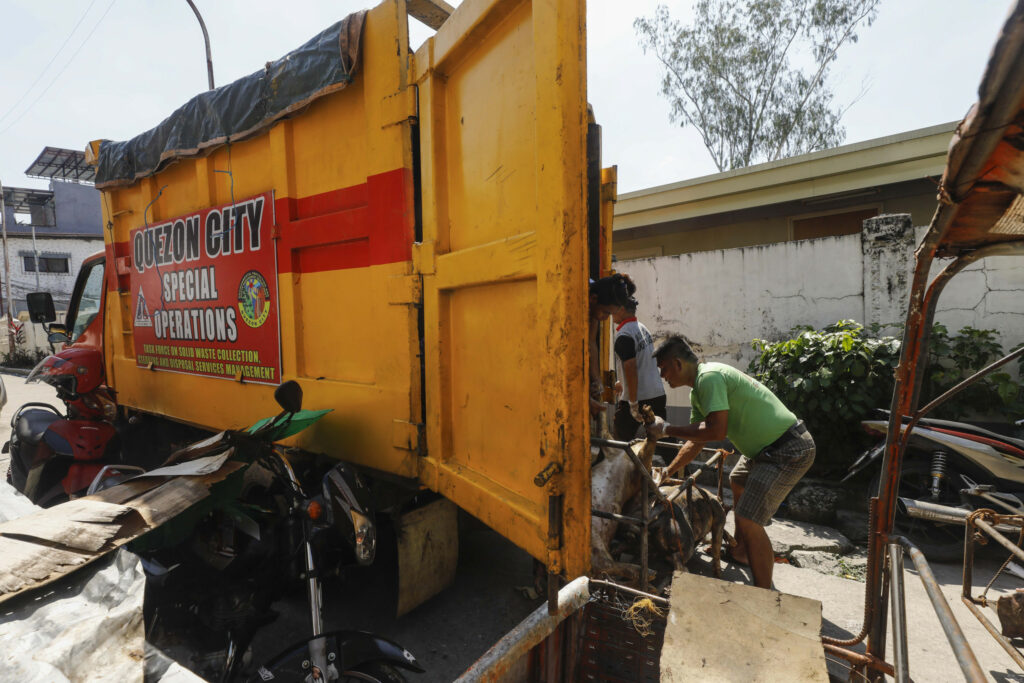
left=185, top=0, right=215, bottom=90
left=0, top=179, right=15, bottom=355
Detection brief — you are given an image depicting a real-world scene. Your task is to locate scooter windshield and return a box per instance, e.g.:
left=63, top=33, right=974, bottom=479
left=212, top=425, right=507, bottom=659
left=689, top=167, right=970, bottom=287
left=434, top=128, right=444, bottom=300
left=25, top=354, right=78, bottom=394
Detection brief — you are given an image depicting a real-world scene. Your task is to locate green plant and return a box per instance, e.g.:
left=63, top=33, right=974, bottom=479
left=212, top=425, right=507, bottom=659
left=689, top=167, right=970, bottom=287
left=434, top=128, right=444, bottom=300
left=749, top=320, right=901, bottom=475
left=922, top=325, right=1024, bottom=420
left=748, top=321, right=1024, bottom=475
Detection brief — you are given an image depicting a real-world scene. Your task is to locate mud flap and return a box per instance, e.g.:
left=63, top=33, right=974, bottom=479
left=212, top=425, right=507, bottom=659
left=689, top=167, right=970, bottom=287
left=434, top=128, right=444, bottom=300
left=395, top=498, right=457, bottom=617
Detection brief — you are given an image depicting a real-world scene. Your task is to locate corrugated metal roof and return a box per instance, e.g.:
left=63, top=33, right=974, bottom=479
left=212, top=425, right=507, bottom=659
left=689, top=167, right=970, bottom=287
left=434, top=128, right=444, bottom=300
left=24, top=147, right=95, bottom=184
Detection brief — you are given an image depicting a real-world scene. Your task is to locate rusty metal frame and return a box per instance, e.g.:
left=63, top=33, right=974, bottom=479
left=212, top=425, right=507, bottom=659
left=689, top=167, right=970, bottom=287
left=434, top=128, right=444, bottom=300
left=857, top=240, right=1024, bottom=674
left=962, top=509, right=1024, bottom=669
left=589, top=438, right=725, bottom=592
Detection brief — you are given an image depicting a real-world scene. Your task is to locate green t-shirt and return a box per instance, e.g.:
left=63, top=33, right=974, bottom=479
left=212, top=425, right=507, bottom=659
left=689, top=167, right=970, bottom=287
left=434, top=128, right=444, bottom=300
left=689, top=362, right=797, bottom=457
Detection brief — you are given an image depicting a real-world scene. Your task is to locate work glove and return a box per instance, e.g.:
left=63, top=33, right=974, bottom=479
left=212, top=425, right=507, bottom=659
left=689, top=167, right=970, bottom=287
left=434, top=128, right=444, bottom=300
left=646, top=416, right=669, bottom=441
left=629, top=401, right=642, bottom=422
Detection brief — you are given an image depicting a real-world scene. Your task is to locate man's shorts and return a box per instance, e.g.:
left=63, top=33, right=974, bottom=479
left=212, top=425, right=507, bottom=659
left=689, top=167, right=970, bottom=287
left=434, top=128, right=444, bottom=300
left=730, top=421, right=815, bottom=527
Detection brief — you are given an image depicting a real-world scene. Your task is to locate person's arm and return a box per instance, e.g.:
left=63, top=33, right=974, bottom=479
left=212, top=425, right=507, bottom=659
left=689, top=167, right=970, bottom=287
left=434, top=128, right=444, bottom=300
left=649, top=410, right=729, bottom=478
left=663, top=440, right=704, bottom=479
left=623, top=358, right=639, bottom=407
left=614, top=334, right=642, bottom=419
left=660, top=409, right=728, bottom=443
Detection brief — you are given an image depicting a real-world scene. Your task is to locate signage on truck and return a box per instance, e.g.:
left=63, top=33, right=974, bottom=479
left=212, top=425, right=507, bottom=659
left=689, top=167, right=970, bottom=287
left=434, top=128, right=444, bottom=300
left=129, top=192, right=281, bottom=385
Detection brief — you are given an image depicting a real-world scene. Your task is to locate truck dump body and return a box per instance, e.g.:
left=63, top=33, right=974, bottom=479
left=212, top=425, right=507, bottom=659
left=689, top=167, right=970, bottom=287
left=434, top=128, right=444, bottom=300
left=92, top=0, right=592, bottom=578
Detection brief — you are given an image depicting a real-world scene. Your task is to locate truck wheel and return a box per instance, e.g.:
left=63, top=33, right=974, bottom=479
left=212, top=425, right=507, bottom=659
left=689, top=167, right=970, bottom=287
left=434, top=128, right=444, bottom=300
left=340, top=661, right=407, bottom=683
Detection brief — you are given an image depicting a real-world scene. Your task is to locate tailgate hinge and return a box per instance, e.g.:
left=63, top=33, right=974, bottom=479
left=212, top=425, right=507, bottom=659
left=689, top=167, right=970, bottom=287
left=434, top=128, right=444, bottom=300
left=393, top=419, right=425, bottom=453
left=412, top=240, right=436, bottom=275
left=387, top=274, right=422, bottom=305
left=381, top=88, right=418, bottom=128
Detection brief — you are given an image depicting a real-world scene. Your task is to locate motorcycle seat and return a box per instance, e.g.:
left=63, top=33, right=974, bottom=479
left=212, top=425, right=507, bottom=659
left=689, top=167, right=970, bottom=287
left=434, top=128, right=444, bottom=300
left=15, top=409, right=61, bottom=445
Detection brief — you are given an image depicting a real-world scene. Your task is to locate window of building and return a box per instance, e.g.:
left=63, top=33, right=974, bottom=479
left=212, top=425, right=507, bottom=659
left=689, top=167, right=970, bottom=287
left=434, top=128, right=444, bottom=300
left=23, top=255, right=70, bottom=273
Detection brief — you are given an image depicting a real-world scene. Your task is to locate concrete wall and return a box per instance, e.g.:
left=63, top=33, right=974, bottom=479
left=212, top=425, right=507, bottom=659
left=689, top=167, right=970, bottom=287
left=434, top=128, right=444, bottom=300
left=617, top=214, right=1024, bottom=412
left=5, top=235, right=103, bottom=312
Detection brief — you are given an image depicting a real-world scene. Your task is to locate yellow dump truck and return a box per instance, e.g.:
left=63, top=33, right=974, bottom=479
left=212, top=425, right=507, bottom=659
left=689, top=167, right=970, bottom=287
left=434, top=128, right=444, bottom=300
left=37, top=0, right=612, bottom=608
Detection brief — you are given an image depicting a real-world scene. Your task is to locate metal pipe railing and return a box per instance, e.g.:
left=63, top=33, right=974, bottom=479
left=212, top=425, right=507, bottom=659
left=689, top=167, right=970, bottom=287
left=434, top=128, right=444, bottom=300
left=893, top=536, right=985, bottom=681
left=888, top=543, right=909, bottom=682
left=454, top=576, right=591, bottom=682
left=961, top=510, right=1024, bottom=669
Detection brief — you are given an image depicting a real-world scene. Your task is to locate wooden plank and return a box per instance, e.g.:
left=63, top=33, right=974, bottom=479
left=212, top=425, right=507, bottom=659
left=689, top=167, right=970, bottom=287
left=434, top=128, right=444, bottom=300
left=0, top=462, right=245, bottom=606
left=660, top=572, right=829, bottom=682
left=407, top=0, right=454, bottom=30
left=0, top=536, right=90, bottom=595
left=0, top=499, right=136, bottom=552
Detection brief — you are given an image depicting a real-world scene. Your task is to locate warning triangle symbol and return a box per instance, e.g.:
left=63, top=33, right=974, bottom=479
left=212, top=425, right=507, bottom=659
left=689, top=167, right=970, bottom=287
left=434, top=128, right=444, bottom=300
left=134, top=288, right=153, bottom=327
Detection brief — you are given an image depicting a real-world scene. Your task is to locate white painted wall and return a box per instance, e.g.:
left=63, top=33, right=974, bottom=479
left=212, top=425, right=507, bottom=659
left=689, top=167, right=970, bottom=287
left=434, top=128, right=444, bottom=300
left=617, top=217, right=1024, bottom=410
left=6, top=236, right=103, bottom=311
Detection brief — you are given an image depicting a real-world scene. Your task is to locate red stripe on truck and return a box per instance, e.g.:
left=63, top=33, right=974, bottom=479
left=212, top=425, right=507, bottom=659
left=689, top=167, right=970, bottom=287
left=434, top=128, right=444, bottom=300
left=276, top=167, right=415, bottom=274
left=105, top=167, right=416, bottom=289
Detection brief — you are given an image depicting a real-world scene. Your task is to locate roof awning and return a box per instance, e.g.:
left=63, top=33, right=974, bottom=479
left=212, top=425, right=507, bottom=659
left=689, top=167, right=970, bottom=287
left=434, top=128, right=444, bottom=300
left=24, top=146, right=95, bottom=184
left=927, top=3, right=1024, bottom=258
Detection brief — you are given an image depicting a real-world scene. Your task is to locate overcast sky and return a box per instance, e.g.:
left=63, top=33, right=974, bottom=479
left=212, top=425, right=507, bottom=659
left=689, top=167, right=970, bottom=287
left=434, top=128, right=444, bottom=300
left=0, top=0, right=1014, bottom=196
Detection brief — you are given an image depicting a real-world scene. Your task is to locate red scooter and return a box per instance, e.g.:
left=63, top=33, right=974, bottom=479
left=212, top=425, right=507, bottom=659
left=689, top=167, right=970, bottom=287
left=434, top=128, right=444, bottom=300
left=5, top=347, right=120, bottom=506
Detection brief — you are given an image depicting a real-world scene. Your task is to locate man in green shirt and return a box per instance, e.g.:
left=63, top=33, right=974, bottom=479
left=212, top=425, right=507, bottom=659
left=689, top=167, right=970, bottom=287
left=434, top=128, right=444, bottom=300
left=647, top=335, right=815, bottom=589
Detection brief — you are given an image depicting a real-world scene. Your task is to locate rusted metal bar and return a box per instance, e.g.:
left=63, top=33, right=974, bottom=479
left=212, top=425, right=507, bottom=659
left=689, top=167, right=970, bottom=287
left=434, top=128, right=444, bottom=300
left=896, top=536, right=985, bottom=681
left=662, top=451, right=725, bottom=508
left=961, top=510, right=1024, bottom=668
left=961, top=597, right=1024, bottom=670
left=588, top=578, right=671, bottom=607
left=822, top=644, right=894, bottom=677
left=974, top=517, right=1024, bottom=564
left=591, top=509, right=643, bottom=527
left=641, top=475, right=650, bottom=593
left=913, top=345, right=1024, bottom=422
left=867, top=245, right=1023, bottom=666
left=823, top=498, right=879, bottom=647
left=590, top=438, right=670, bottom=506
left=455, top=576, right=590, bottom=682
left=590, top=436, right=712, bottom=458
left=888, top=543, right=909, bottom=682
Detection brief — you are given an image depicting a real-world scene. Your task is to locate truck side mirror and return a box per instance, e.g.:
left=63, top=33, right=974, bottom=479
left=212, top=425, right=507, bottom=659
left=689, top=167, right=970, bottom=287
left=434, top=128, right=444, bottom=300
left=27, top=292, right=56, bottom=324
left=47, top=324, right=70, bottom=344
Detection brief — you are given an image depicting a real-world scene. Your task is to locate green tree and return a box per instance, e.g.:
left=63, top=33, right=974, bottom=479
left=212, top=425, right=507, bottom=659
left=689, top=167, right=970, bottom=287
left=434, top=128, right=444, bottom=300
left=634, top=0, right=880, bottom=172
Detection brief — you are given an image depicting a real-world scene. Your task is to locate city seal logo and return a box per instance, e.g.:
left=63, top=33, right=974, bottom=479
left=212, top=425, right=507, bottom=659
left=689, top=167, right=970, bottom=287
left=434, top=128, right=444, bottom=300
left=237, top=270, right=271, bottom=329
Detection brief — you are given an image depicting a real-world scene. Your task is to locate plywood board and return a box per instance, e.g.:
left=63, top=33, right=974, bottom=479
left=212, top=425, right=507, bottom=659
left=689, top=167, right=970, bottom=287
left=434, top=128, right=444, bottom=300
left=661, top=572, right=829, bottom=682
left=0, top=462, right=244, bottom=605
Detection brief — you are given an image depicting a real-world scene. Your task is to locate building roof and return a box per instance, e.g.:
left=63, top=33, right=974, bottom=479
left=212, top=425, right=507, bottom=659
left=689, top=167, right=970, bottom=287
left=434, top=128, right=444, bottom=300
left=24, top=147, right=95, bottom=184
left=615, top=121, right=958, bottom=232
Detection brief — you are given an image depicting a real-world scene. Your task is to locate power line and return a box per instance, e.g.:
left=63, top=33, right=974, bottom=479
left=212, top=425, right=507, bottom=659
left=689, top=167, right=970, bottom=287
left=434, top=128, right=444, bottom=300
left=0, top=0, right=118, bottom=136
left=0, top=0, right=101, bottom=127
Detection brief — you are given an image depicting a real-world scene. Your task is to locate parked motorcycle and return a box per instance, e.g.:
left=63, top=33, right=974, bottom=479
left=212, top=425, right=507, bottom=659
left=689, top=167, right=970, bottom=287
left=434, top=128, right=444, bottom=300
left=5, top=348, right=121, bottom=506
left=126, top=380, right=423, bottom=682
left=845, top=410, right=1024, bottom=560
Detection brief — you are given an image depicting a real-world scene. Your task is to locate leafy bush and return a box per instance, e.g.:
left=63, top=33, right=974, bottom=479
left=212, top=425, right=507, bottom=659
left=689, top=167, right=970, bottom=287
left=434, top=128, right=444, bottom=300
left=2, top=347, right=47, bottom=369
left=748, top=320, right=1024, bottom=475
